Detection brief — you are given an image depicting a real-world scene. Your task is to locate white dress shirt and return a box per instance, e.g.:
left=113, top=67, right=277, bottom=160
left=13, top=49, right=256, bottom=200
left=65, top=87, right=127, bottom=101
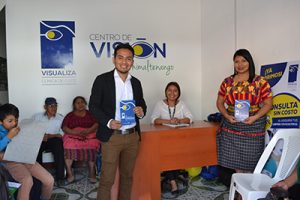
left=150, top=100, right=193, bottom=124
left=113, top=70, right=136, bottom=131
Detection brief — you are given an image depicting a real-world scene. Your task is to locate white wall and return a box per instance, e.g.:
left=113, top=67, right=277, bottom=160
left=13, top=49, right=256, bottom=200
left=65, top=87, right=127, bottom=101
left=6, top=0, right=202, bottom=121
left=236, top=0, right=300, bottom=65
left=201, top=0, right=300, bottom=119
left=5, top=0, right=300, bottom=121
left=201, top=0, right=236, bottom=118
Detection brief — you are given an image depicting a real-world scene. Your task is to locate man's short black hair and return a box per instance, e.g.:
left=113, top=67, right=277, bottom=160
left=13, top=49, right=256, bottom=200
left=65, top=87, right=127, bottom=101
left=113, top=43, right=135, bottom=58
left=0, top=103, right=19, bottom=121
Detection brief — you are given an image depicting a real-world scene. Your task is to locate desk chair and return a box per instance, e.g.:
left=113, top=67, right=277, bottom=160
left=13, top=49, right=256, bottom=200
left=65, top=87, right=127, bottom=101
left=229, top=128, right=300, bottom=200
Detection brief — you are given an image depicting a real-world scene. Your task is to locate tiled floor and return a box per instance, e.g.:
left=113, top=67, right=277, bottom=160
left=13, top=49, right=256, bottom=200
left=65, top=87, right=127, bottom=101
left=50, top=167, right=229, bottom=200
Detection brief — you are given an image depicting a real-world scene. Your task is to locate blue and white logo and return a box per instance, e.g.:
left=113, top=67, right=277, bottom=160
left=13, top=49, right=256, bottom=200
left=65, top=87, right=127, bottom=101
left=132, top=38, right=166, bottom=59
left=40, top=21, right=75, bottom=69
left=288, top=64, right=298, bottom=83
left=88, top=33, right=174, bottom=76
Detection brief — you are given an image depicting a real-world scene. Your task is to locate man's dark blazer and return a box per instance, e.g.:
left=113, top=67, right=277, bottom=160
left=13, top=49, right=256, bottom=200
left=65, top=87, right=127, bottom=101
left=89, top=69, right=147, bottom=142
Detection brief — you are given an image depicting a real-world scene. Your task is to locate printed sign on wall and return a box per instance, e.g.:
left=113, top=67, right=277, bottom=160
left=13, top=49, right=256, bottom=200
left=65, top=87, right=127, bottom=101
left=40, top=21, right=76, bottom=85
left=89, top=34, right=174, bottom=76
left=260, top=61, right=300, bottom=129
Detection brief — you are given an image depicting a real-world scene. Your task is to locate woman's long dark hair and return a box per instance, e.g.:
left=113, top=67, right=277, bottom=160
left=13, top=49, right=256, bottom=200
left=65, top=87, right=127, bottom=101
left=233, top=49, right=255, bottom=83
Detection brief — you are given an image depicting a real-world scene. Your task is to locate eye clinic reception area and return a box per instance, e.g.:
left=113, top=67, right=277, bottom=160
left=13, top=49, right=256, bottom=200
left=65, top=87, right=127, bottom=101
left=1, top=0, right=300, bottom=199
left=2, top=0, right=300, bottom=122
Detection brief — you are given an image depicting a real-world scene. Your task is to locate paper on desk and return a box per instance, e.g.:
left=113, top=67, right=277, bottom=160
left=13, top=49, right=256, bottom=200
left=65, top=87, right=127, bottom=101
left=162, top=123, right=190, bottom=128
left=3, top=119, right=47, bottom=164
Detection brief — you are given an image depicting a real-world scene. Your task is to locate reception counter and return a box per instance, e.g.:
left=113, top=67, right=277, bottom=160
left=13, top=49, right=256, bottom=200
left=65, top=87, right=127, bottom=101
left=112, top=121, right=218, bottom=200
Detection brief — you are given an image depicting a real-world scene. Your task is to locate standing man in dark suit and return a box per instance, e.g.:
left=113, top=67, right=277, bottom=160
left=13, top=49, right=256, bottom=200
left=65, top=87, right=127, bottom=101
left=89, top=43, right=147, bottom=200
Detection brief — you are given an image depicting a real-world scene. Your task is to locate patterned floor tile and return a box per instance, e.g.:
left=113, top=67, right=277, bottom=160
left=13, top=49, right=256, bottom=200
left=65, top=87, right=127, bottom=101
left=50, top=167, right=228, bottom=200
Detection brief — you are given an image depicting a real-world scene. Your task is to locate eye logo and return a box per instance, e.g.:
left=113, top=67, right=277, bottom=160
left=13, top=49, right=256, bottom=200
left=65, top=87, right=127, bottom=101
left=236, top=103, right=243, bottom=109
left=132, top=40, right=154, bottom=59
left=40, top=21, right=75, bottom=69
left=45, top=29, right=63, bottom=41
left=122, top=105, right=130, bottom=111
left=121, top=101, right=135, bottom=111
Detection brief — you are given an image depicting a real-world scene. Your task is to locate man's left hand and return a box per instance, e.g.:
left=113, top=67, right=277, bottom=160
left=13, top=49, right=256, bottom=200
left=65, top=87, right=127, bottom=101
left=134, top=106, right=144, bottom=118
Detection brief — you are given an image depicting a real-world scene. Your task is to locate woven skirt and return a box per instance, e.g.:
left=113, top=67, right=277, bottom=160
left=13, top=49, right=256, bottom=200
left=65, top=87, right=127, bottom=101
left=64, top=148, right=98, bottom=162
left=217, top=115, right=266, bottom=171
left=63, top=134, right=101, bottom=161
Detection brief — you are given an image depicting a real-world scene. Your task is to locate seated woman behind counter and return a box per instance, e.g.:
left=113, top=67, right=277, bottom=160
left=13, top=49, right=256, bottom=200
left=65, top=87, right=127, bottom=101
left=151, top=82, right=193, bottom=195
left=151, top=82, right=193, bottom=125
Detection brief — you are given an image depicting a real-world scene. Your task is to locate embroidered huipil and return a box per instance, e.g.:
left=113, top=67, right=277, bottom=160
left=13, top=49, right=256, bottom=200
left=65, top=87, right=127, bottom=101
left=218, top=76, right=272, bottom=113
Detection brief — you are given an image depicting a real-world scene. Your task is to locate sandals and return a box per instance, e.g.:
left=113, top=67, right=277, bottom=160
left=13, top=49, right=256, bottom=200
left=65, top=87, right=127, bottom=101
left=88, top=177, right=97, bottom=184
left=67, top=175, right=75, bottom=183
left=56, top=176, right=75, bottom=187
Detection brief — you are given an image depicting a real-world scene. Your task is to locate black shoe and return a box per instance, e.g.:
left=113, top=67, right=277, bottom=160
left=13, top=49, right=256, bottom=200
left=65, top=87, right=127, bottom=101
left=55, top=180, right=63, bottom=187
left=55, top=179, right=74, bottom=187
left=171, top=190, right=179, bottom=196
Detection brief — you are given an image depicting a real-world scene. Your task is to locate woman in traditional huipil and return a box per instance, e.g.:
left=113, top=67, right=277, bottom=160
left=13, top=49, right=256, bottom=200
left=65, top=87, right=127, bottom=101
left=216, top=49, right=272, bottom=173
left=62, top=96, right=100, bottom=183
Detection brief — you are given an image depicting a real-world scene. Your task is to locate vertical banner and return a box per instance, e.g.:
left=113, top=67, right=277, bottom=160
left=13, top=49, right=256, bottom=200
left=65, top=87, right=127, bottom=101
left=260, top=61, right=300, bottom=177
left=40, top=21, right=76, bottom=85
left=260, top=61, right=300, bottom=129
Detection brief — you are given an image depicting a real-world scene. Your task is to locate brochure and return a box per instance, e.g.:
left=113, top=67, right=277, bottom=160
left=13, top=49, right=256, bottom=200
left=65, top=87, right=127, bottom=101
left=234, top=100, right=250, bottom=122
left=120, top=100, right=136, bottom=125
left=162, top=123, right=190, bottom=128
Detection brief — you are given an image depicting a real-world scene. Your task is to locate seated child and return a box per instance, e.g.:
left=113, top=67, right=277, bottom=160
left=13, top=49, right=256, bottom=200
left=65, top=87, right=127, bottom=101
left=0, top=103, right=54, bottom=200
